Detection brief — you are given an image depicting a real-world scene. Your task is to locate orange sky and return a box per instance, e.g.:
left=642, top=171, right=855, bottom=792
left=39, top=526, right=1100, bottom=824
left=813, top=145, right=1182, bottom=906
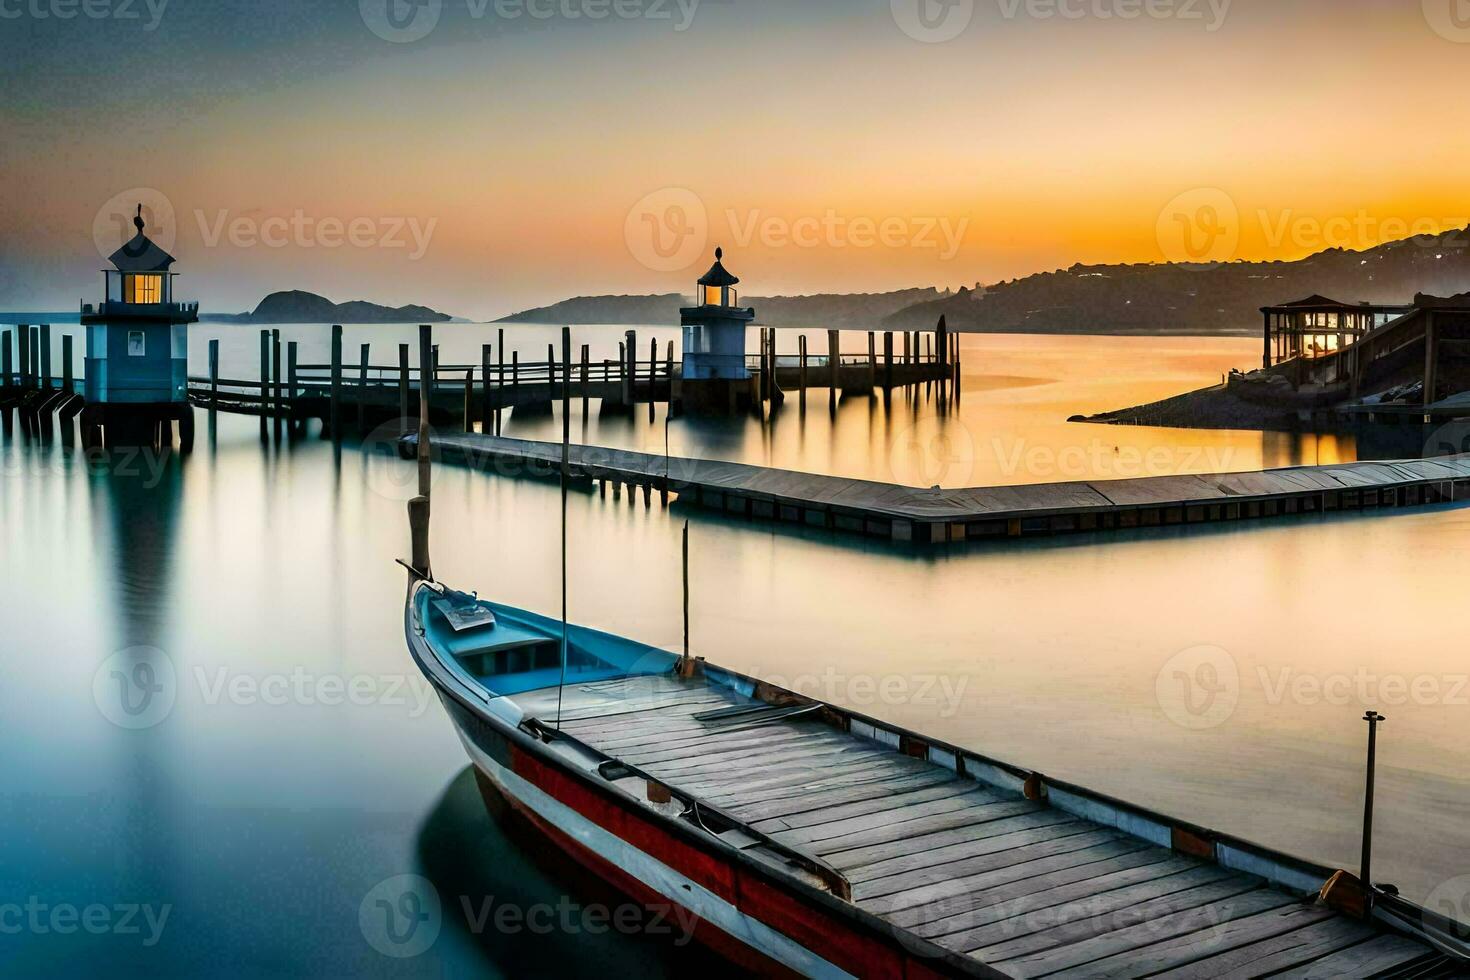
left=4, top=0, right=1470, bottom=319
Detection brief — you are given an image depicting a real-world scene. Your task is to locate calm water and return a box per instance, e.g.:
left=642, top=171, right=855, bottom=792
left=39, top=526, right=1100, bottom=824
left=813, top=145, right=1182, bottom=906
left=4, top=327, right=1468, bottom=975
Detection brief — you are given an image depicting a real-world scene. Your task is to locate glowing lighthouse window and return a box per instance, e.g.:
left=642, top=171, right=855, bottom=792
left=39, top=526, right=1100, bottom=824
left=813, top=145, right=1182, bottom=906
left=125, top=274, right=163, bottom=304
left=704, top=285, right=724, bottom=306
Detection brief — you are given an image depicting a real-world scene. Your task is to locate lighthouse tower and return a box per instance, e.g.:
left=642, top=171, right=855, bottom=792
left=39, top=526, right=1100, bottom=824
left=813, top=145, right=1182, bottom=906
left=679, top=248, right=756, bottom=414
left=80, top=206, right=198, bottom=448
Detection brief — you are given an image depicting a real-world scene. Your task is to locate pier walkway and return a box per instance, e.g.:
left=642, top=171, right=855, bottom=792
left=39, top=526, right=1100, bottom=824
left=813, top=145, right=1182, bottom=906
left=417, top=431, right=1470, bottom=544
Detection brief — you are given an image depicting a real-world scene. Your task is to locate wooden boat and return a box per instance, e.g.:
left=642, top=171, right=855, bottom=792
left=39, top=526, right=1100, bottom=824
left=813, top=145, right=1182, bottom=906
left=398, top=327, right=1467, bottom=977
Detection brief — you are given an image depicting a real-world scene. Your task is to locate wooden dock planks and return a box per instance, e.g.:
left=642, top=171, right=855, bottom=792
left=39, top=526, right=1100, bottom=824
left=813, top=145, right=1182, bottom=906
left=421, top=431, right=1470, bottom=544
left=519, top=675, right=1454, bottom=978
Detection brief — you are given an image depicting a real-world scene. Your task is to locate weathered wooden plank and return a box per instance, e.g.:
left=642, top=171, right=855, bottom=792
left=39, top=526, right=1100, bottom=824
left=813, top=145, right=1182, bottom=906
left=638, top=739, right=888, bottom=779
left=773, top=786, right=1006, bottom=844
left=686, top=754, right=926, bottom=803
left=1145, top=912, right=1375, bottom=979
left=852, top=831, right=1129, bottom=902
left=985, top=885, right=1291, bottom=977
left=811, top=799, right=1042, bottom=857
left=845, top=820, right=1096, bottom=885
left=755, top=781, right=1001, bottom=835
left=829, top=810, right=1079, bottom=871
left=909, top=852, right=1195, bottom=939
left=1044, top=900, right=1338, bottom=978
left=954, top=865, right=1241, bottom=956
left=864, top=839, right=1158, bottom=917
left=620, top=727, right=844, bottom=766
left=1264, top=933, right=1441, bottom=980
left=725, top=770, right=960, bottom=823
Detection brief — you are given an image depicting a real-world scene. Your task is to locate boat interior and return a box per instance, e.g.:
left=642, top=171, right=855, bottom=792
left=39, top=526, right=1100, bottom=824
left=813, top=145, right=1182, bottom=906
left=416, top=587, right=1466, bottom=978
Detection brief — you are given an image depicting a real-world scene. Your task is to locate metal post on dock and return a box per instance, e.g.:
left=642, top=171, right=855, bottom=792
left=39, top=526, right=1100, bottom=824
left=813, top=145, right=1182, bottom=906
left=209, top=339, right=220, bottom=411
left=329, top=324, right=343, bottom=440
left=496, top=329, right=505, bottom=436
left=581, top=344, right=591, bottom=420
left=548, top=343, right=556, bottom=399
left=272, top=330, right=283, bottom=428
left=39, top=324, right=51, bottom=390
left=1361, top=711, right=1385, bottom=908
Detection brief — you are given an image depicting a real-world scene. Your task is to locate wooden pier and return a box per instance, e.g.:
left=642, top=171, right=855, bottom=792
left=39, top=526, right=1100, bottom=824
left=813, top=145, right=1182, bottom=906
left=417, top=430, right=1470, bottom=544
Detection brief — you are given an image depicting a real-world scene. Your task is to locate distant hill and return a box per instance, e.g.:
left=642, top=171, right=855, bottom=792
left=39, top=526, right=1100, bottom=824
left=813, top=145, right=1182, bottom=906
left=882, top=227, right=1470, bottom=335
left=202, top=290, right=453, bottom=324
left=497, top=288, right=946, bottom=330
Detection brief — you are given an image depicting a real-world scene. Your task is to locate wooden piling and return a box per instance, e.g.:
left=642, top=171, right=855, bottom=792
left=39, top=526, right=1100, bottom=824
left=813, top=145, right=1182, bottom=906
left=623, top=330, right=636, bottom=404
left=329, top=324, right=343, bottom=439
left=463, top=368, right=474, bottom=432
left=799, top=335, right=808, bottom=404
left=496, top=329, right=505, bottom=436
left=39, top=325, right=51, bottom=390
left=828, top=329, right=840, bottom=409
left=355, top=343, right=369, bottom=432
left=581, top=344, right=591, bottom=419
left=29, top=326, right=40, bottom=388
left=209, top=339, right=220, bottom=410
left=2, top=330, right=12, bottom=388
left=432, top=344, right=440, bottom=399
left=883, top=331, right=894, bottom=389
left=665, top=340, right=674, bottom=398
left=17, top=325, right=29, bottom=388
left=649, top=338, right=658, bottom=393
left=259, top=330, right=271, bottom=428
left=512, top=350, right=520, bottom=401
left=61, top=334, right=73, bottom=395
left=481, top=345, right=492, bottom=434
left=868, top=331, right=877, bottom=393
left=272, top=329, right=283, bottom=423
left=399, top=344, right=411, bottom=434
left=1423, top=312, right=1439, bottom=407
left=548, top=343, right=556, bottom=399
left=287, top=342, right=299, bottom=425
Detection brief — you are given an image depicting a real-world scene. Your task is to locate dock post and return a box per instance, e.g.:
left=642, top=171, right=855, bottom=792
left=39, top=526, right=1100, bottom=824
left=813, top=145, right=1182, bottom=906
left=665, top=340, right=674, bottom=402
left=39, top=324, right=51, bottom=390
left=1360, top=711, right=1385, bottom=908
left=649, top=337, right=658, bottom=394
left=481, top=345, right=492, bottom=434
left=357, top=343, right=370, bottom=433
left=512, top=350, right=519, bottom=404
left=548, top=343, right=556, bottom=401
left=259, top=329, right=270, bottom=434
left=29, top=326, right=40, bottom=388
left=623, top=330, right=636, bottom=405
left=867, top=331, right=877, bottom=393
left=399, top=344, right=411, bottom=434
left=410, top=323, right=433, bottom=577
left=903, top=330, right=911, bottom=369
left=329, top=324, right=343, bottom=440
left=1423, top=312, right=1438, bottom=408
left=496, top=329, right=505, bottom=436
left=61, top=334, right=73, bottom=396
left=272, top=330, right=283, bottom=428
left=937, top=315, right=949, bottom=372
left=828, top=329, right=840, bottom=411
left=581, top=344, right=591, bottom=420
left=287, top=341, right=298, bottom=427
left=883, top=331, right=894, bottom=391
left=2, top=329, right=11, bottom=389
left=17, top=325, right=29, bottom=389
left=799, top=335, right=808, bottom=405
left=209, top=339, right=220, bottom=411
left=432, top=344, right=440, bottom=399
left=463, top=368, right=474, bottom=432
